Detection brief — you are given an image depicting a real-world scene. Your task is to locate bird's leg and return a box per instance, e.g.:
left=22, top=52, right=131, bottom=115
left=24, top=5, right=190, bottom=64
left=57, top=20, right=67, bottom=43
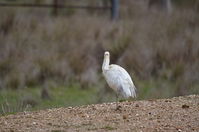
left=116, top=93, right=118, bottom=108
left=115, top=94, right=122, bottom=111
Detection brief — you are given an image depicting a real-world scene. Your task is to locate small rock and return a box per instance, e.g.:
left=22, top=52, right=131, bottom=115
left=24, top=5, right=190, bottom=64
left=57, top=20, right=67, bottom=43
left=47, top=122, right=52, bottom=126
left=4, top=121, right=7, bottom=125
left=10, top=129, right=14, bottom=132
left=165, top=100, right=171, bottom=102
left=135, top=104, right=139, bottom=107
left=178, top=129, right=182, bottom=132
left=27, top=124, right=31, bottom=127
left=33, top=122, right=37, bottom=125
left=82, top=114, right=89, bottom=118
left=116, top=105, right=122, bottom=111
left=68, top=107, right=72, bottom=109
left=123, top=115, right=128, bottom=119
left=92, top=106, right=97, bottom=110
left=182, top=104, right=189, bottom=109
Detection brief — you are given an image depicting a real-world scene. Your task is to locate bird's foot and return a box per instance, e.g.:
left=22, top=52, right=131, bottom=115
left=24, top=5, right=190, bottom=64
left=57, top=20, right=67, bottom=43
left=115, top=105, right=122, bottom=111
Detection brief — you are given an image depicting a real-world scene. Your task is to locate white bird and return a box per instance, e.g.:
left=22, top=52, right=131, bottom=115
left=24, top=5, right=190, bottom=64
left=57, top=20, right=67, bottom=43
left=102, top=51, right=136, bottom=105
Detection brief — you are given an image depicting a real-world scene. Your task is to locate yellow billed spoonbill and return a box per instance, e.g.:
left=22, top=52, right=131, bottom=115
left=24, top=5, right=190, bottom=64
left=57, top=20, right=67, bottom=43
left=102, top=51, right=136, bottom=108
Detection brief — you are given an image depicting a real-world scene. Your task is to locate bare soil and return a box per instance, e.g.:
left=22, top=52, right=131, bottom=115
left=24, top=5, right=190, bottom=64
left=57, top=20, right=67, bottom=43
left=0, top=95, right=199, bottom=132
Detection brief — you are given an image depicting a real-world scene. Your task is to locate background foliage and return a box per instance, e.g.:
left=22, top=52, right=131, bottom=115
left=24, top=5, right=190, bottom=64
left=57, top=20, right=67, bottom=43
left=0, top=0, right=199, bottom=114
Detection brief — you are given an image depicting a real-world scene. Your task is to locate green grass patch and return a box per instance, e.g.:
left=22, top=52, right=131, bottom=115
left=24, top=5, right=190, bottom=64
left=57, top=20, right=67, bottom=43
left=0, top=83, right=98, bottom=115
left=1, top=79, right=198, bottom=115
left=101, top=125, right=116, bottom=130
left=137, top=78, right=177, bottom=99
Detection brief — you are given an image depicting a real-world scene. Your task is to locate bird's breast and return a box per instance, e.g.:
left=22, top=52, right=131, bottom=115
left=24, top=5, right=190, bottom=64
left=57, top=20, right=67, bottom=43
left=103, top=70, right=121, bottom=91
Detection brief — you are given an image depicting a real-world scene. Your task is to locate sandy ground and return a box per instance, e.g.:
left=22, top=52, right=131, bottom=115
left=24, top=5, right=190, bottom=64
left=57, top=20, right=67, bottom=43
left=0, top=95, right=199, bottom=132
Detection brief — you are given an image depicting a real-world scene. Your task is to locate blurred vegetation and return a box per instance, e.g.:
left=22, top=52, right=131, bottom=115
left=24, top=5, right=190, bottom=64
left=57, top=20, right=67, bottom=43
left=0, top=0, right=199, bottom=114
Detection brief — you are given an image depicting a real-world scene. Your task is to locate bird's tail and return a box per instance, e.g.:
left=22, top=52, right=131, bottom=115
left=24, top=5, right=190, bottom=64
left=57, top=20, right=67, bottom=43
left=128, top=82, right=136, bottom=98
left=130, top=86, right=136, bottom=98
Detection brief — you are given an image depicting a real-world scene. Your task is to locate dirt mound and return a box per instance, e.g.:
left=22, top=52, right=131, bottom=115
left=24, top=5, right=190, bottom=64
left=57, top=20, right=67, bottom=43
left=0, top=95, right=199, bottom=132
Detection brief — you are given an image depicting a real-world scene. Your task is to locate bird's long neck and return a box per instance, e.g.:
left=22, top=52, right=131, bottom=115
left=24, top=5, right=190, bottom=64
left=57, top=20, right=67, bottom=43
left=102, top=56, right=110, bottom=71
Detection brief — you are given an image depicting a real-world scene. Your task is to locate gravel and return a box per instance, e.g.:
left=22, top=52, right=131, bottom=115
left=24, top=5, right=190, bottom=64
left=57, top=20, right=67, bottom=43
left=0, top=95, right=199, bottom=132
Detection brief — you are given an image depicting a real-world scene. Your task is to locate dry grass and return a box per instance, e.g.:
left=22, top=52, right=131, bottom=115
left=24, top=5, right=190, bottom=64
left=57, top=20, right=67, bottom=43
left=0, top=1, right=199, bottom=99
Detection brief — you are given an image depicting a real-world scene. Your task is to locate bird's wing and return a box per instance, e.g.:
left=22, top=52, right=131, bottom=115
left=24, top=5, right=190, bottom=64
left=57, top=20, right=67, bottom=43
left=110, top=64, right=136, bottom=98
left=125, top=78, right=136, bottom=98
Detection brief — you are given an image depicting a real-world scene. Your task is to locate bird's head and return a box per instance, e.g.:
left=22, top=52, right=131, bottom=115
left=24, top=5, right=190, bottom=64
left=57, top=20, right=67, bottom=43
left=102, top=51, right=110, bottom=70
left=104, top=51, right=110, bottom=58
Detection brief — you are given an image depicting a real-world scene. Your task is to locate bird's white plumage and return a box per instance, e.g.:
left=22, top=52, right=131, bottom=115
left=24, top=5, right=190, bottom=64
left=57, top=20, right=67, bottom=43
left=102, top=51, right=136, bottom=99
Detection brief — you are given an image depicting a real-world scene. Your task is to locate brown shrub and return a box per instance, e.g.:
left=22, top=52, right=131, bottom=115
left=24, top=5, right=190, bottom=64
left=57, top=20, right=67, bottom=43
left=0, top=2, right=198, bottom=97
